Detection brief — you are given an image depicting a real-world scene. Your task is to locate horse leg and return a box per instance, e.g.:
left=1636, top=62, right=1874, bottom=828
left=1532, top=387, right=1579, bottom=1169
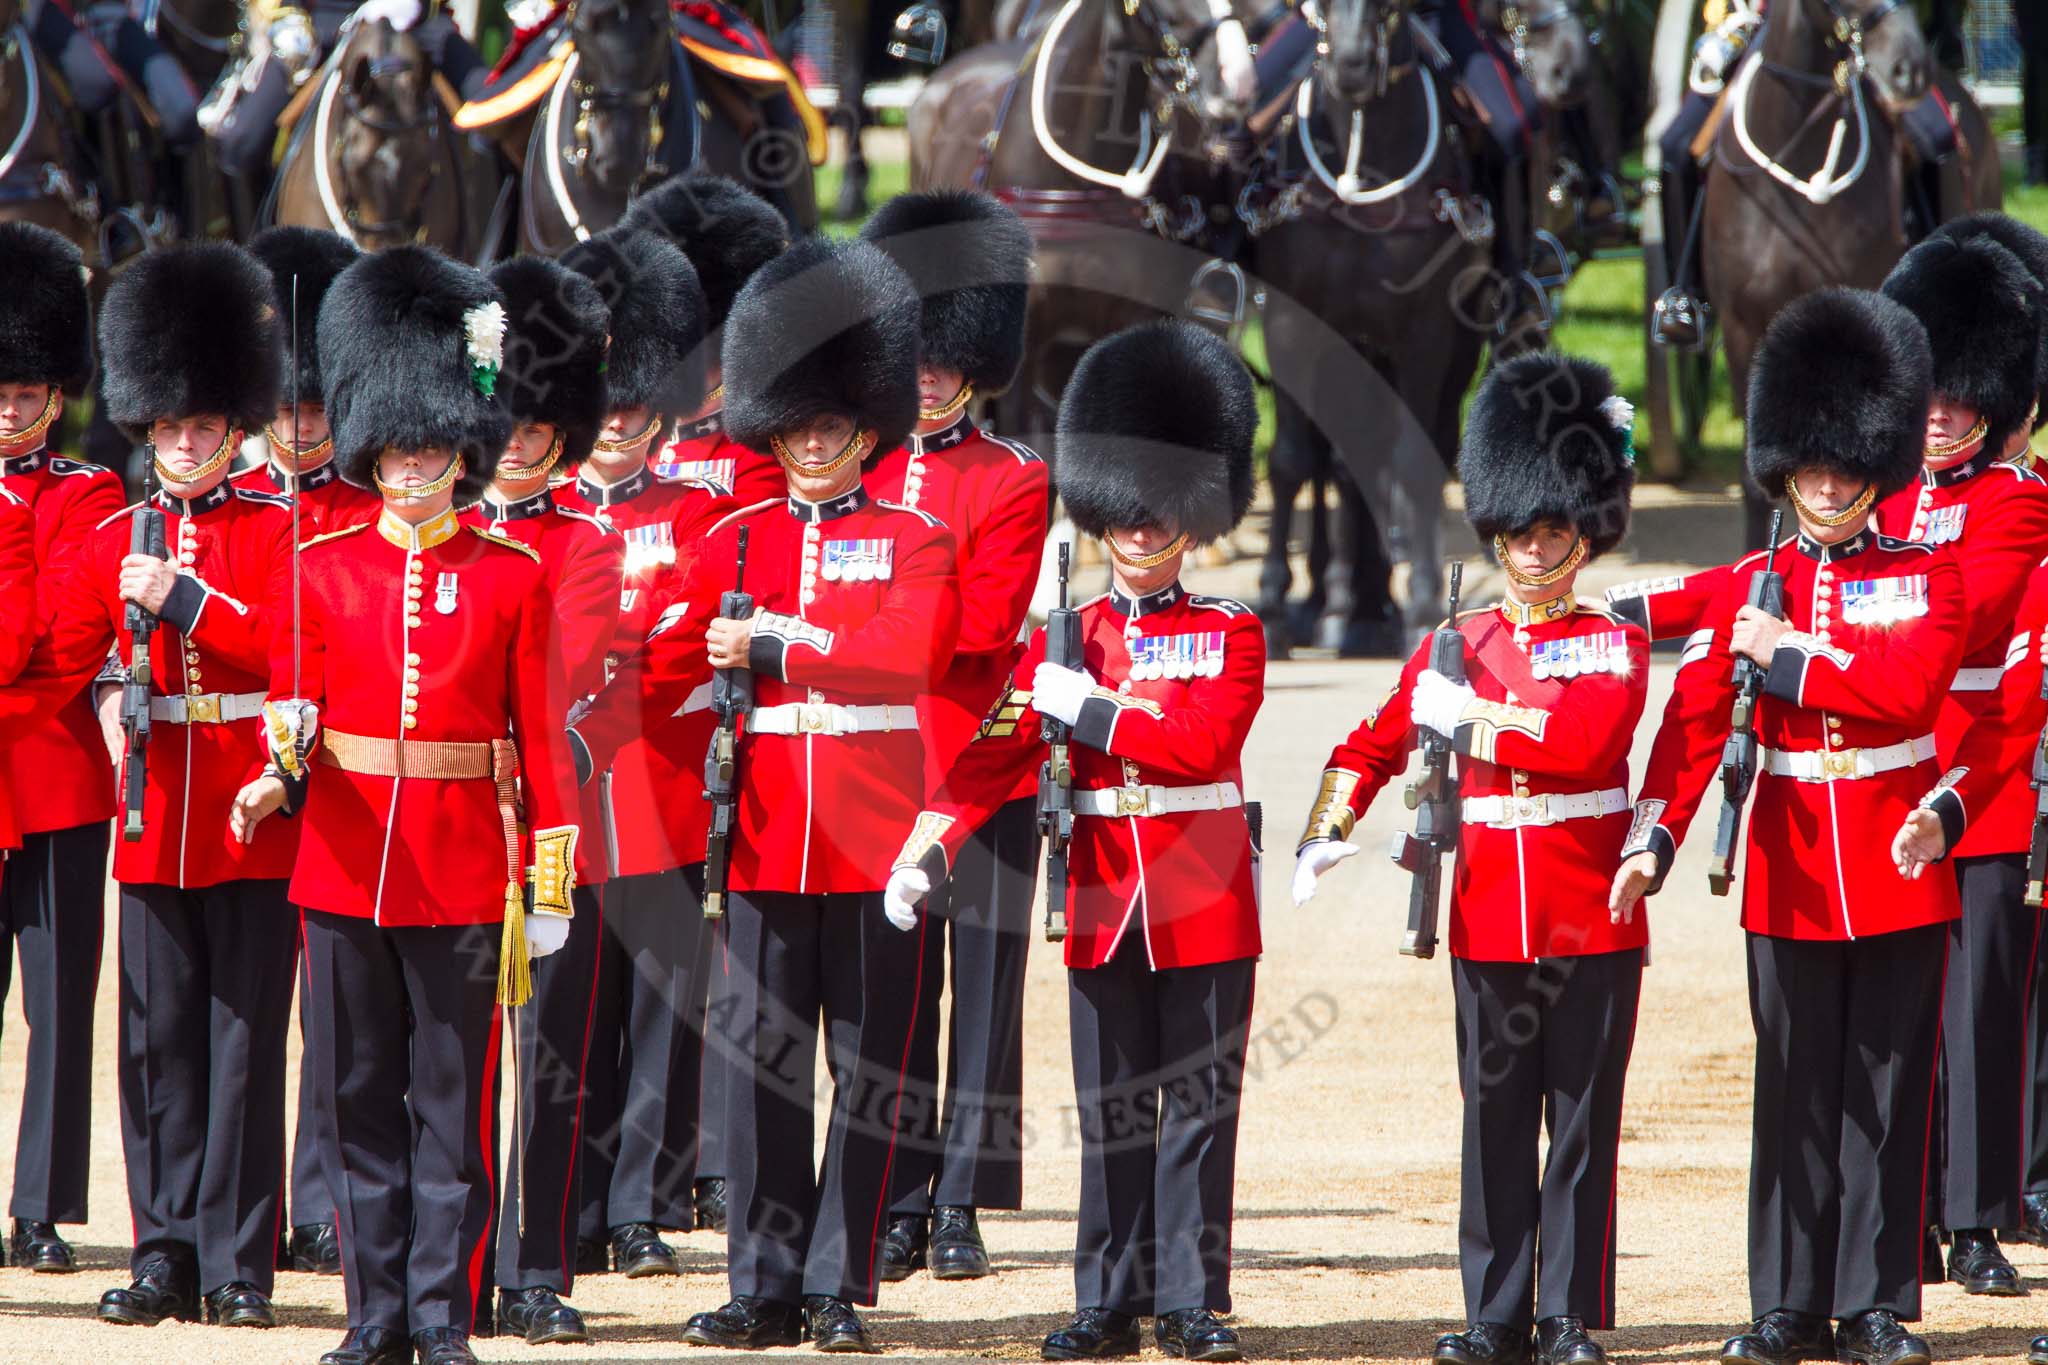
left=831, top=0, right=871, bottom=220
left=1336, top=466, right=1399, bottom=658
left=1258, top=386, right=1312, bottom=658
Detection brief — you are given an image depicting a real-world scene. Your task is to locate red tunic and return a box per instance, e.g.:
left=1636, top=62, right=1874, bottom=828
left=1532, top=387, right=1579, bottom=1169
left=555, top=464, right=734, bottom=876
left=463, top=488, right=624, bottom=885
left=572, top=486, right=959, bottom=895
left=898, top=583, right=1265, bottom=972
left=1602, top=563, right=1731, bottom=644
left=1310, top=596, right=1651, bottom=962
left=865, top=415, right=1050, bottom=797
left=274, top=507, right=582, bottom=926
left=650, top=410, right=784, bottom=504
left=1934, top=554, right=2048, bottom=858
left=0, top=488, right=38, bottom=850
left=232, top=456, right=382, bottom=538
left=1, top=447, right=124, bottom=833
left=1632, top=529, right=1967, bottom=940
left=32, top=482, right=300, bottom=887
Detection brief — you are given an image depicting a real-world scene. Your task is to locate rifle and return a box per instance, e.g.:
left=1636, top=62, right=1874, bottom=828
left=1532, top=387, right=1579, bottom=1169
left=1037, top=542, right=1078, bottom=943
left=1389, top=561, right=1463, bottom=959
left=1707, top=509, right=1786, bottom=896
left=701, top=525, right=753, bottom=920
left=121, top=456, right=165, bottom=843
left=2025, top=668, right=2048, bottom=908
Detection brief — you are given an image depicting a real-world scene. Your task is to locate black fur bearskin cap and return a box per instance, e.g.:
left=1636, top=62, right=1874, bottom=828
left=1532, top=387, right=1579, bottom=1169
left=98, top=241, right=281, bottom=440
left=0, top=222, right=91, bottom=395
left=1881, top=233, right=2043, bottom=457
left=860, top=189, right=1032, bottom=396
left=1460, top=352, right=1636, bottom=557
left=488, top=255, right=611, bottom=468
left=249, top=225, right=360, bottom=407
left=622, top=171, right=789, bottom=331
left=560, top=226, right=708, bottom=417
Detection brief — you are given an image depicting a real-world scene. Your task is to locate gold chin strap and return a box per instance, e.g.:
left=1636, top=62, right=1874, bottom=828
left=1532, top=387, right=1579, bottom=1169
left=1783, top=475, right=1876, bottom=528
left=494, top=431, right=565, bottom=487
left=262, top=425, right=335, bottom=469
left=153, top=426, right=242, bottom=485
left=592, top=414, right=663, bottom=454
left=919, top=380, right=975, bottom=423
left=1925, top=416, right=1989, bottom=462
left=374, top=454, right=466, bottom=501
left=1495, top=533, right=1587, bottom=588
left=1107, top=531, right=1190, bottom=569
left=0, top=389, right=62, bottom=452
left=772, top=428, right=871, bottom=479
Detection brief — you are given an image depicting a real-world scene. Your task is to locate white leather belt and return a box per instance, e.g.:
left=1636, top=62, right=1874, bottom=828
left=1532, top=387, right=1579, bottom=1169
left=1461, top=787, right=1628, bottom=829
left=748, top=702, right=919, bottom=737
left=1762, top=734, right=1936, bottom=782
left=149, top=690, right=267, bottom=725
left=1072, top=780, right=1244, bottom=818
left=1951, top=668, right=2003, bottom=693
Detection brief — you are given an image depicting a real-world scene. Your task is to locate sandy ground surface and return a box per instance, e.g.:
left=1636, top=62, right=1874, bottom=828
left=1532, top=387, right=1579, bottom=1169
left=0, top=555, right=2040, bottom=1364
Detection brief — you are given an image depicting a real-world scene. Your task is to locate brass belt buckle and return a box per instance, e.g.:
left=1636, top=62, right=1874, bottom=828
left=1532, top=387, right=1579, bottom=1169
left=798, top=704, right=831, bottom=735
left=1116, top=785, right=1150, bottom=818
left=1824, top=749, right=1855, bottom=780
left=185, top=694, right=220, bottom=724
left=1511, top=795, right=1547, bottom=825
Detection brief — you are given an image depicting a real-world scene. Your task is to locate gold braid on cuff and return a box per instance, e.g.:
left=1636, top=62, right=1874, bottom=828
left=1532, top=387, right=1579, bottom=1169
left=1298, top=769, right=1361, bottom=852
left=528, top=826, right=578, bottom=916
left=894, top=811, right=957, bottom=871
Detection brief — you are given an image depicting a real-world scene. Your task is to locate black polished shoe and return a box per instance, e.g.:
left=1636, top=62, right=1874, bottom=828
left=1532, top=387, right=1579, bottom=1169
left=1156, top=1308, right=1243, bottom=1362
left=1949, top=1229, right=2024, bottom=1297
left=320, top=1327, right=413, bottom=1365
left=572, top=1237, right=610, bottom=1276
left=680, top=1297, right=803, bottom=1350
left=2020, top=1194, right=2048, bottom=1248
left=1437, top=1323, right=1534, bottom=1365
left=1537, top=1317, right=1605, bottom=1365
left=1720, top=1310, right=1835, bottom=1365
left=1834, top=1311, right=1929, bottom=1365
left=1043, top=1308, right=1141, bottom=1360
left=10, top=1219, right=75, bottom=1273
left=610, top=1222, right=680, bottom=1277
left=805, top=1295, right=878, bottom=1353
left=693, top=1177, right=727, bottom=1233
left=96, top=1254, right=199, bottom=1326
left=413, top=1327, right=479, bottom=1365
left=878, top=1213, right=929, bottom=1282
left=291, top=1221, right=343, bottom=1275
left=2026, top=1331, right=2048, bottom=1365
left=499, top=1286, right=589, bottom=1345
left=205, top=1282, right=276, bottom=1328
left=930, top=1205, right=991, bottom=1280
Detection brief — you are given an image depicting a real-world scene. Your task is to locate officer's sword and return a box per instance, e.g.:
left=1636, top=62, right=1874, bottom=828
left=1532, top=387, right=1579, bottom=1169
left=290, top=276, right=302, bottom=700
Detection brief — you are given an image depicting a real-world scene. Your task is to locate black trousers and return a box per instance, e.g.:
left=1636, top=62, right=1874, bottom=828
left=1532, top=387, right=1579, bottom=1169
left=1928, top=855, right=2037, bottom=1232
left=489, top=888, right=604, bottom=1294
left=1068, top=939, right=1255, bottom=1319
left=2026, top=908, right=2048, bottom=1196
left=1747, top=924, right=1946, bottom=1322
left=302, top=909, right=502, bottom=1335
left=289, top=916, right=331, bottom=1231
left=699, top=909, right=733, bottom=1184
left=722, top=888, right=927, bottom=1306
left=117, top=878, right=297, bottom=1294
left=889, top=796, right=1036, bottom=1216
left=0, top=820, right=108, bottom=1224
left=1452, top=948, right=1642, bottom=1331
left=578, top=864, right=714, bottom=1239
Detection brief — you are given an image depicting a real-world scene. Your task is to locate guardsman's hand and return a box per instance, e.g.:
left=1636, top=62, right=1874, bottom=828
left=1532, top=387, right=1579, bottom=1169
left=706, top=611, right=757, bottom=670
left=229, top=774, right=288, bottom=845
left=526, top=913, right=570, bottom=959
left=884, top=866, right=930, bottom=931
left=1609, top=851, right=1659, bottom=924
left=1030, top=662, right=1094, bottom=726
left=1411, top=668, right=1476, bottom=740
left=1291, top=839, right=1359, bottom=906
left=1729, top=604, right=1791, bottom=667
left=1892, top=808, right=1949, bottom=880
left=95, top=684, right=123, bottom=767
left=117, top=553, right=178, bottom=615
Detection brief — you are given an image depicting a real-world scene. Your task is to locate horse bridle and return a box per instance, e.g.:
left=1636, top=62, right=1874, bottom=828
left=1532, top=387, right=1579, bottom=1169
left=1811, top=0, right=1907, bottom=74
left=568, top=71, right=670, bottom=176
left=1497, top=0, right=1572, bottom=79
left=323, top=49, right=442, bottom=243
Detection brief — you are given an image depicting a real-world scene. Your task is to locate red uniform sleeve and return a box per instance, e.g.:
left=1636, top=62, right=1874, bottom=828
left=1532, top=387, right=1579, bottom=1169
left=512, top=574, right=582, bottom=842
left=749, top=520, right=961, bottom=695
left=0, top=529, right=117, bottom=745
left=1943, top=582, right=2048, bottom=828
left=0, top=495, right=37, bottom=684
left=1603, top=563, right=1731, bottom=642
left=1633, top=573, right=1748, bottom=861
left=41, top=471, right=126, bottom=621
left=955, top=459, right=1050, bottom=657
left=1760, top=551, right=1967, bottom=723
left=1067, top=610, right=1265, bottom=778
left=1297, top=640, right=1428, bottom=848
left=898, top=634, right=1051, bottom=876
left=161, top=513, right=291, bottom=672
left=1953, top=486, right=2048, bottom=658
left=1457, top=628, right=1651, bottom=782
left=557, top=527, right=626, bottom=699
left=571, top=568, right=719, bottom=776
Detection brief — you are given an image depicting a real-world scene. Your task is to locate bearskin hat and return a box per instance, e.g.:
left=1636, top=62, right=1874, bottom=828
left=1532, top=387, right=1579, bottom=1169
left=1881, top=234, right=2043, bottom=456
left=317, top=245, right=513, bottom=506
left=488, top=256, right=610, bottom=468
left=1460, top=353, right=1635, bottom=557
left=860, top=190, right=1032, bottom=395
left=1746, top=287, right=1932, bottom=498
left=721, top=235, right=921, bottom=458
left=0, top=223, right=91, bottom=395
left=98, top=242, right=280, bottom=440
left=1932, top=212, right=2048, bottom=420
left=1055, top=321, right=1256, bottom=544
left=622, top=171, right=789, bottom=330
left=560, top=226, right=707, bottom=416
left=248, top=226, right=359, bottom=407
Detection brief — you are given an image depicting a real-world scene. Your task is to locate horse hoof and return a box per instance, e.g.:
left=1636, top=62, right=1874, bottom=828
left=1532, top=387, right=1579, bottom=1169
left=833, top=176, right=870, bottom=222
left=1337, top=617, right=1404, bottom=660
left=1261, top=617, right=1293, bottom=660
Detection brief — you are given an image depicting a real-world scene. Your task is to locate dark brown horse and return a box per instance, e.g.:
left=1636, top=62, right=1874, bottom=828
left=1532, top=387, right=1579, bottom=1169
left=0, top=13, right=104, bottom=252
left=1249, top=0, right=1491, bottom=654
left=273, top=19, right=495, bottom=254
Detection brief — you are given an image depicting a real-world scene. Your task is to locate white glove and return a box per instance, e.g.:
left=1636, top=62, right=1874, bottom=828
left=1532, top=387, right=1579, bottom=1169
left=526, top=913, right=570, bottom=960
left=1291, top=840, right=1359, bottom=906
left=1213, top=18, right=1257, bottom=107
left=1031, top=661, right=1095, bottom=727
left=1410, top=668, right=1475, bottom=740
left=884, top=866, right=930, bottom=932
left=356, top=0, right=424, bottom=31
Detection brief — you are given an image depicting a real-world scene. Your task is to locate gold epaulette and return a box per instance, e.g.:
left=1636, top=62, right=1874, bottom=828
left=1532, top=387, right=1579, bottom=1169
left=468, top=525, right=542, bottom=561
left=298, top=522, right=371, bottom=553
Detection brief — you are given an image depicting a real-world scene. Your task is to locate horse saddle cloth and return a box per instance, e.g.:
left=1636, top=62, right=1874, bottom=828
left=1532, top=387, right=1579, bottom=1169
left=454, top=14, right=571, bottom=131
